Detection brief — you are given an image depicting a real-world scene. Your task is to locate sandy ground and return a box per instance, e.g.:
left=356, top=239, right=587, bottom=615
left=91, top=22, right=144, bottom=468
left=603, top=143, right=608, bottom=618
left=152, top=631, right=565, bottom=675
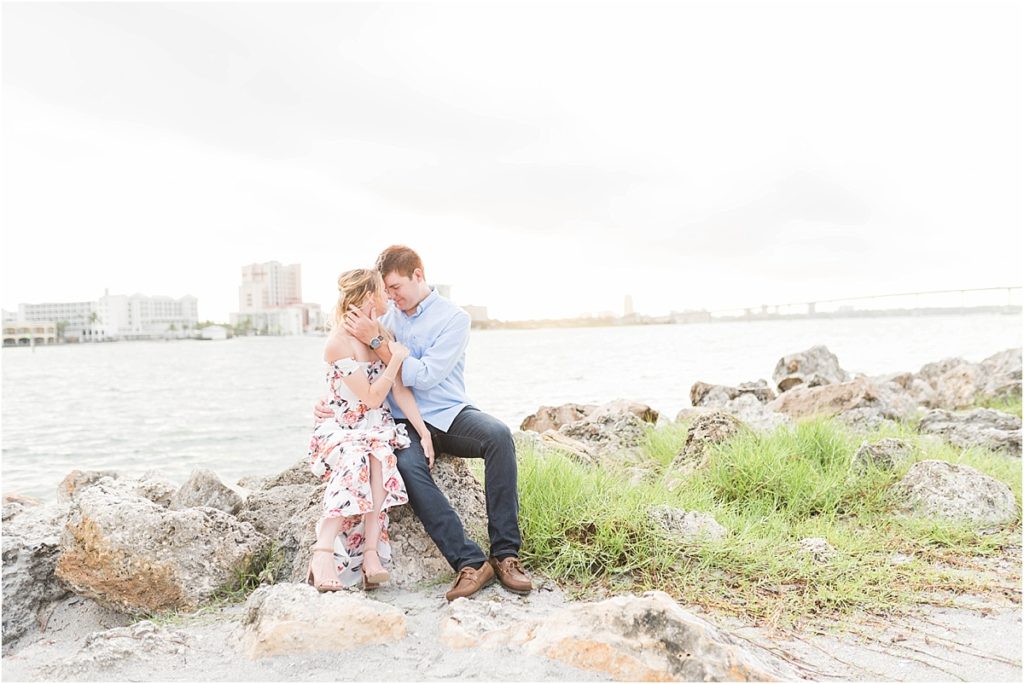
left=3, top=561, right=1020, bottom=682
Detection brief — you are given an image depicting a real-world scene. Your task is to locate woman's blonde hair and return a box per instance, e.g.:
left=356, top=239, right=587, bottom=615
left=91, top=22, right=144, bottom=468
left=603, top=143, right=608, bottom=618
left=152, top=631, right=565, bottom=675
left=333, top=268, right=387, bottom=330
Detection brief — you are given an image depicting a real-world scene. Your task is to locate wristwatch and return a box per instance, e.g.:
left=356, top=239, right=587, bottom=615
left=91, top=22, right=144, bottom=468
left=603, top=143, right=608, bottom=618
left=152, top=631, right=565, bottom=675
left=368, top=335, right=385, bottom=350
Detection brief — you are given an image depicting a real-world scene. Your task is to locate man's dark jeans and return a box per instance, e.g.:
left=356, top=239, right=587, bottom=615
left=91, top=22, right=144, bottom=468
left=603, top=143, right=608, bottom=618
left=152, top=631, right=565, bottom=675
left=396, top=406, right=521, bottom=571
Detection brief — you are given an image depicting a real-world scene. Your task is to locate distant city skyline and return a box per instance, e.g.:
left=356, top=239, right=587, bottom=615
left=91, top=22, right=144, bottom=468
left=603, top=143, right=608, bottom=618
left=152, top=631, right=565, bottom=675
left=3, top=3, right=1020, bottom=322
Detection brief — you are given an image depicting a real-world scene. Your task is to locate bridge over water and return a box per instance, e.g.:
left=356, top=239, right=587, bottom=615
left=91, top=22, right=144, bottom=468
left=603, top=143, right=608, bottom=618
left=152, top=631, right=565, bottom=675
left=696, top=286, right=1022, bottom=322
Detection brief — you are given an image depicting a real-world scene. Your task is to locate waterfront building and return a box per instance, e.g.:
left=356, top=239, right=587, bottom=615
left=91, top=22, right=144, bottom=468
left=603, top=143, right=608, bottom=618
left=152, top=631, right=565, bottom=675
left=462, top=305, right=489, bottom=322
left=230, top=262, right=323, bottom=335
left=238, top=262, right=302, bottom=312
left=16, top=301, right=99, bottom=341
left=3, top=322, right=57, bottom=346
left=96, top=291, right=199, bottom=340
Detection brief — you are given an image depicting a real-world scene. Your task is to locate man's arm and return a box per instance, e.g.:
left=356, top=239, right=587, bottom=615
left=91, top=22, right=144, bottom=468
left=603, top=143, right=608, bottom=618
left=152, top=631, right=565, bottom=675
left=402, top=311, right=470, bottom=391
left=344, top=306, right=393, bottom=363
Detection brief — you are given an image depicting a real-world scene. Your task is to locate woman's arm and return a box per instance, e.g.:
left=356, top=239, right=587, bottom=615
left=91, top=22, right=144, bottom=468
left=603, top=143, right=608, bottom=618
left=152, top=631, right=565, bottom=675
left=327, top=337, right=408, bottom=409
left=390, top=379, right=435, bottom=468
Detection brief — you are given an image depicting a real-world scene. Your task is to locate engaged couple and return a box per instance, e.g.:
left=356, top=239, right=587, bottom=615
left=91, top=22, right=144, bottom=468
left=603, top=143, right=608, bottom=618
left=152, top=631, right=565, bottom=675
left=305, top=245, right=532, bottom=601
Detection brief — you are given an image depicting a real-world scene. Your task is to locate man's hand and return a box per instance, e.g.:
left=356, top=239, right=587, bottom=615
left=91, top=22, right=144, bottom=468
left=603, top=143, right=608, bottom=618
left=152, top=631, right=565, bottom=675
left=344, top=306, right=380, bottom=345
left=313, top=398, right=333, bottom=423
left=422, top=433, right=435, bottom=469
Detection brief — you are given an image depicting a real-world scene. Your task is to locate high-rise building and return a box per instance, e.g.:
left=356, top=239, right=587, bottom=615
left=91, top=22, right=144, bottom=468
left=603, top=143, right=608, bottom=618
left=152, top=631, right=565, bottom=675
left=238, top=262, right=302, bottom=312
left=231, top=262, right=321, bottom=335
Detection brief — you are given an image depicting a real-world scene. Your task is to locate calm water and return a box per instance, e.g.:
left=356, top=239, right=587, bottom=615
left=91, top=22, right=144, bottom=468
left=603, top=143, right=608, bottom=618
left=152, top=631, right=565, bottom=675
left=2, top=313, right=1020, bottom=500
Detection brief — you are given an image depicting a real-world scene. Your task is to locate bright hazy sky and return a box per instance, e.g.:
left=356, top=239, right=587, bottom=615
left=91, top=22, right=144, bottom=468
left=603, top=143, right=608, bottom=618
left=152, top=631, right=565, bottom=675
left=2, top=1, right=1021, bottom=322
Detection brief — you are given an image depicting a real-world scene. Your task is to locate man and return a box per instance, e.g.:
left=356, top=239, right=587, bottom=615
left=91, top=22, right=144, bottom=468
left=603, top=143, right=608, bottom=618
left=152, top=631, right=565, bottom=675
left=314, top=245, right=532, bottom=601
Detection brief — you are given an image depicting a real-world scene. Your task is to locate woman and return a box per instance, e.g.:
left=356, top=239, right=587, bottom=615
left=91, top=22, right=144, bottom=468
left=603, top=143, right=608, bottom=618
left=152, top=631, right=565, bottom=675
left=306, top=268, right=435, bottom=591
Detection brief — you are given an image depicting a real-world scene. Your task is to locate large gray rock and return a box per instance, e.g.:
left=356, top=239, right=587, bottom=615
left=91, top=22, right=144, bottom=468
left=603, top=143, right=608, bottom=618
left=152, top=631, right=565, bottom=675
left=670, top=411, right=748, bottom=473
left=648, top=505, right=728, bottom=542
left=236, top=483, right=318, bottom=575
left=1, top=502, right=71, bottom=652
left=851, top=438, right=915, bottom=474
left=766, top=377, right=916, bottom=421
left=520, top=400, right=659, bottom=433
left=520, top=403, right=596, bottom=432
left=773, top=345, right=850, bottom=392
left=236, top=583, right=406, bottom=658
left=54, top=480, right=272, bottom=614
left=169, top=468, right=246, bottom=515
left=39, top=621, right=190, bottom=679
left=890, top=460, right=1018, bottom=526
left=558, top=412, right=652, bottom=459
left=57, top=470, right=120, bottom=501
left=914, top=349, right=1022, bottom=409
left=980, top=348, right=1022, bottom=401
left=280, top=454, right=487, bottom=587
left=442, top=590, right=794, bottom=680
left=691, top=379, right=776, bottom=406
left=918, top=408, right=1022, bottom=457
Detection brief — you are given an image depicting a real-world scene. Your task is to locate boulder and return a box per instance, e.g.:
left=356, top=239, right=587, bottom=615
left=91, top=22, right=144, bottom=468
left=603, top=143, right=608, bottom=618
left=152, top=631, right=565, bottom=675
left=538, top=430, right=598, bottom=465
left=979, top=348, right=1022, bottom=401
left=586, top=400, right=660, bottom=425
left=57, top=470, right=119, bottom=501
left=669, top=411, right=748, bottom=473
left=169, top=469, right=246, bottom=515
left=766, top=377, right=916, bottom=421
left=280, top=454, right=488, bottom=587
left=558, top=412, right=651, bottom=459
left=835, top=407, right=899, bottom=434
left=715, top=393, right=791, bottom=433
left=442, top=590, right=793, bottom=681
left=914, top=349, right=1022, bottom=409
left=520, top=403, right=596, bottom=432
left=236, top=583, right=406, bottom=659
left=890, top=460, right=1018, bottom=526
left=520, top=400, right=659, bottom=433
left=1, top=501, right=71, bottom=652
left=691, top=379, right=776, bottom=407
left=132, top=476, right=179, bottom=508
left=918, top=408, right=1022, bottom=457
left=54, top=480, right=272, bottom=614
left=851, top=438, right=915, bottom=474
left=39, top=621, right=190, bottom=679
left=772, top=345, right=850, bottom=392
left=236, top=483, right=319, bottom=574
left=916, top=357, right=987, bottom=410
left=648, top=505, right=728, bottom=542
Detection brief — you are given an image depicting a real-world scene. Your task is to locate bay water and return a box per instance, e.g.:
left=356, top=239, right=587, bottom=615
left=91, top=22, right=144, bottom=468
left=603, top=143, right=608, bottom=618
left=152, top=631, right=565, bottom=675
left=2, top=313, right=1020, bottom=500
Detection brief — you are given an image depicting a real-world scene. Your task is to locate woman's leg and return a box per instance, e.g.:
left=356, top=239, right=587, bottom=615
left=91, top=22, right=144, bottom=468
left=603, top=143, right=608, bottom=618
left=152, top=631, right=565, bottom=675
left=311, top=515, right=343, bottom=583
left=362, top=455, right=387, bottom=576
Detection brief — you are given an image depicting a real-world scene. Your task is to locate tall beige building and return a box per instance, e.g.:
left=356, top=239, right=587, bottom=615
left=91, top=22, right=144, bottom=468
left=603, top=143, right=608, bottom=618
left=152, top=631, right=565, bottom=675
left=238, top=262, right=302, bottom=312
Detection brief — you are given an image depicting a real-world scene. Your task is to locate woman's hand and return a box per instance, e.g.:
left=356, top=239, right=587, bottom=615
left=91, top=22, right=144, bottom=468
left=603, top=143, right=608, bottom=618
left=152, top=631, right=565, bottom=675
left=421, top=432, right=435, bottom=469
left=389, top=340, right=410, bottom=363
left=313, top=398, right=332, bottom=423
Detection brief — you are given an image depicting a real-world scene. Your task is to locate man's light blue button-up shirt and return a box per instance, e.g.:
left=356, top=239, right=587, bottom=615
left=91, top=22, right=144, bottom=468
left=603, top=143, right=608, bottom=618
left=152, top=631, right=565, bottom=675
left=381, top=288, right=472, bottom=431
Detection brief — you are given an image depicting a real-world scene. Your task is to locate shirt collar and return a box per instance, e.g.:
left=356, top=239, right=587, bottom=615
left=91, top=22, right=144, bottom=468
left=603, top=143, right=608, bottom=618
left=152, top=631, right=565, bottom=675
left=402, top=287, right=438, bottom=320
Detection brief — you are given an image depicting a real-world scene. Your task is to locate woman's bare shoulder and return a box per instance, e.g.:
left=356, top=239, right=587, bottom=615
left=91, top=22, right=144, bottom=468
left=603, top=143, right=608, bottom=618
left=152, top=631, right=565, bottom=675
left=324, top=331, right=356, bottom=363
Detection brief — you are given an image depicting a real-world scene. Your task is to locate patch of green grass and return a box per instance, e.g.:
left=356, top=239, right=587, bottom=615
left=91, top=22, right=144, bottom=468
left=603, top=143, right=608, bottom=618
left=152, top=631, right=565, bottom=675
left=976, top=394, right=1022, bottom=418
left=517, top=416, right=1021, bottom=629
left=217, top=541, right=287, bottom=602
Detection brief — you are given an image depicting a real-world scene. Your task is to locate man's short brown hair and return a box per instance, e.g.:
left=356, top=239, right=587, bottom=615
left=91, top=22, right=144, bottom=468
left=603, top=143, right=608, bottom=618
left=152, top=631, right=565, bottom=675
left=376, top=245, right=424, bottom=279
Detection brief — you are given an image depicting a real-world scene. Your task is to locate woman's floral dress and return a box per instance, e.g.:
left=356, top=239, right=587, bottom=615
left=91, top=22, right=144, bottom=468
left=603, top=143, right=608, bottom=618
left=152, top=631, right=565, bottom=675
left=307, top=357, right=410, bottom=587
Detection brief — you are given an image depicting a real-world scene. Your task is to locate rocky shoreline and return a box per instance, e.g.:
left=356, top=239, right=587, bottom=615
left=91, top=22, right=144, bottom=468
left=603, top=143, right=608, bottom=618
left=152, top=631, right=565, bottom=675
left=2, top=345, right=1021, bottom=681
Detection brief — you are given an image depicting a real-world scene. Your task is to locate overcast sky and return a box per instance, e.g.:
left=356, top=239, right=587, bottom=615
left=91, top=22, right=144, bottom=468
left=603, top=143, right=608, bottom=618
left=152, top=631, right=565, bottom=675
left=2, top=1, right=1020, bottom=322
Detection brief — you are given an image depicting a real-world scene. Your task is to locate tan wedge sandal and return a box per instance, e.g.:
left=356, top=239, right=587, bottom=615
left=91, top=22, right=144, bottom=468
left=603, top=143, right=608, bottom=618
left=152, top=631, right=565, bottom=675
left=362, top=546, right=389, bottom=590
left=306, top=546, right=344, bottom=592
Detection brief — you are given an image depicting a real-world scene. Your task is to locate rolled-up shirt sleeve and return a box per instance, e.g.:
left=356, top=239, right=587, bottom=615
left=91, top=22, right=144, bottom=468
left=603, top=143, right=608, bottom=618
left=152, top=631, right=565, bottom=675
left=400, top=310, right=470, bottom=390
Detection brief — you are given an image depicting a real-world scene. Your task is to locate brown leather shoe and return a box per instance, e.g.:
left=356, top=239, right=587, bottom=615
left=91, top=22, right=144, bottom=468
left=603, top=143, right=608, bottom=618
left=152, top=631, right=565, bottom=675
left=444, top=562, right=495, bottom=601
left=489, top=556, right=533, bottom=595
